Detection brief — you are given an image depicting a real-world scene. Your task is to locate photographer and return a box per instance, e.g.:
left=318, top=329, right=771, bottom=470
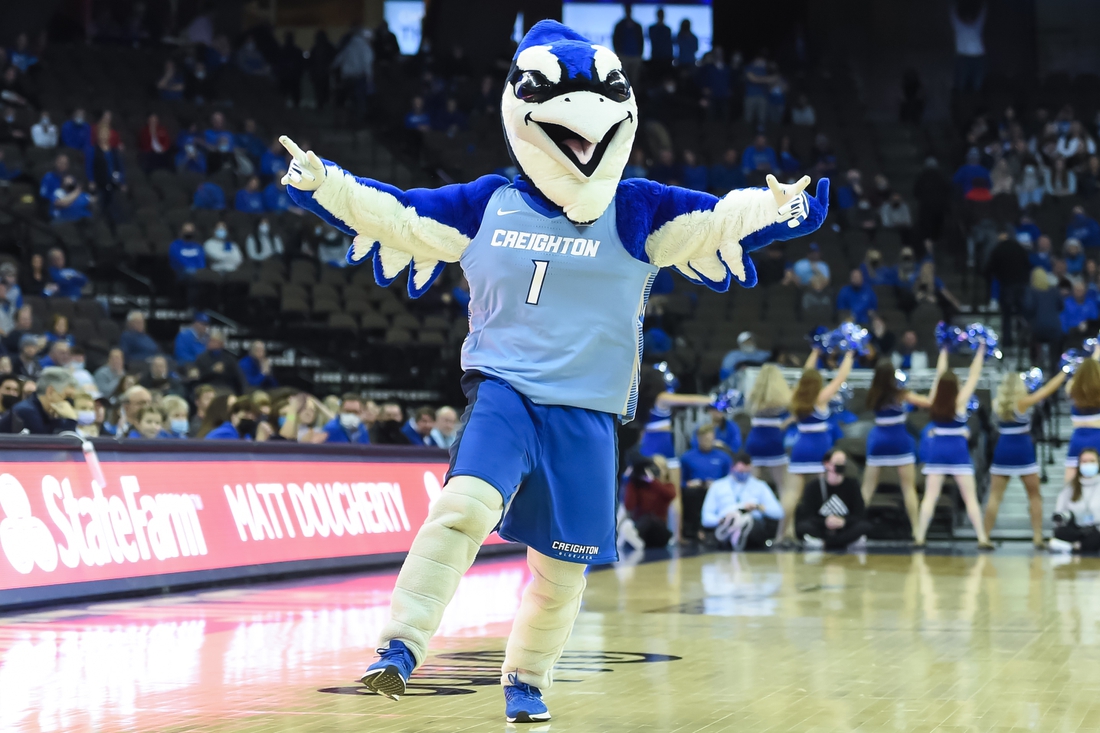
left=701, top=453, right=783, bottom=550
left=623, top=456, right=677, bottom=549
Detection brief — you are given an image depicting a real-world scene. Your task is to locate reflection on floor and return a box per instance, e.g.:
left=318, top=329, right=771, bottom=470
left=3, top=547, right=1100, bottom=732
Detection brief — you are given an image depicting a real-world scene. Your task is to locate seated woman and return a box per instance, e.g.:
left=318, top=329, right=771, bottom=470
left=1050, top=448, right=1100, bottom=553
left=45, top=314, right=75, bottom=348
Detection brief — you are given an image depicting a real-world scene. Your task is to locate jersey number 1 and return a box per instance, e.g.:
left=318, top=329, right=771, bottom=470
left=526, top=260, right=549, bottom=305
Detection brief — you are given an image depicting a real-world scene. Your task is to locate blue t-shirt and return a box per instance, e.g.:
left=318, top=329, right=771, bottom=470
left=402, top=420, right=435, bottom=446
left=836, top=283, right=878, bottom=322
left=61, top=120, right=91, bottom=150
left=235, top=189, right=265, bottom=214
left=39, top=171, right=61, bottom=201
left=741, top=145, right=777, bottom=173
left=174, top=327, right=207, bottom=364
left=744, top=60, right=770, bottom=97
left=51, top=191, right=93, bottom=222
left=239, top=355, right=278, bottom=388
left=1029, top=251, right=1053, bottom=272
left=676, top=31, right=698, bottom=66
left=322, top=416, right=371, bottom=444
left=263, top=183, right=291, bottom=212
left=169, top=240, right=207, bottom=274
left=48, top=266, right=87, bottom=299
left=1067, top=215, right=1100, bottom=249
left=1062, top=295, right=1099, bottom=334
left=176, top=150, right=207, bottom=174
left=205, top=422, right=242, bottom=440
left=193, top=182, right=225, bottom=210
left=679, top=447, right=732, bottom=487
left=204, top=129, right=235, bottom=152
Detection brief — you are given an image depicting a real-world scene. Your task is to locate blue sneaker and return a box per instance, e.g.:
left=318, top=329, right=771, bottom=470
left=360, top=640, right=415, bottom=700
left=503, top=673, right=551, bottom=723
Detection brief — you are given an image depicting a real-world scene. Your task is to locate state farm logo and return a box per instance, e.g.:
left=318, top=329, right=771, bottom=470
left=0, top=473, right=206, bottom=574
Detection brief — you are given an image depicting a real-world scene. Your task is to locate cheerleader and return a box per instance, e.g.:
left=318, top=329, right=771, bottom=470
left=1064, top=348, right=1100, bottom=483
left=777, top=347, right=855, bottom=542
left=982, top=368, right=1067, bottom=548
left=861, top=362, right=932, bottom=538
left=913, top=344, right=990, bottom=548
left=745, top=364, right=793, bottom=489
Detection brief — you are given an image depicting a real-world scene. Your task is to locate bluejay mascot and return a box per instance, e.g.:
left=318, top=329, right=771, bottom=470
left=281, top=20, right=827, bottom=723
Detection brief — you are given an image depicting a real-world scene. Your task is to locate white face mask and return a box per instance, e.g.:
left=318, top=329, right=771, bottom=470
left=215, top=228, right=228, bottom=240
left=339, top=413, right=361, bottom=430
left=76, top=409, right=96, bottom=425
left=1081, top=462, right=1099, bottom=478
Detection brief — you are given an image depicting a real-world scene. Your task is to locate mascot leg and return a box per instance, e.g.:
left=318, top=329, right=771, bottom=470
left=500, top=547, right=588, bottom=689
left=379, top=475, right=503, bottom=664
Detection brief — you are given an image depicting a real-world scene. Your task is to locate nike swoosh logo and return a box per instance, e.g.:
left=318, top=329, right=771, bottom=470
left=497, top=208, right=521, bottom=216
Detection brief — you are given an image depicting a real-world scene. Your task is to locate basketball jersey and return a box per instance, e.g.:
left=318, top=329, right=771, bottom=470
left=460, top=185, right=659, bottom=418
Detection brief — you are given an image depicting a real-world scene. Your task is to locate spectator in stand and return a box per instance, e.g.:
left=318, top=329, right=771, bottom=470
left=648, top=8, right=673, bottom=75
left=612, top=4, right=644, bottom=85
left=912, top=157, right=950, bottom=240
left=176, top=139, right=207, bottom=174
left=431, top=406, right=458, bottom=448
left=741, top=134, right=777, bottom=186
left=719, top=331, right=771, bottom=380
left=1061, top=280, right=1098, bottom=338
left=879, top=192, right=913, bottom=236
left=235, top=176, right=265, bottom=214
left=235, top=119, right=267, bottom=168
left=88, top=126, right=126, bottom=220
left=119, top=310, right=160, bottom=364
left=401, top=406, right=436, bottom=446
left=162, top=395, right=191, bottom=438
left=951, top=0, right=987, bottom=92
left=206, top=396, right=268, bottom=441
left=742, top=54, right=773, bottom=127
left=0, top=106, right=27, bottom=149
left=891, top=330, right=928, bottom=370
left=189, top=384, right=217, bottom=435
left=1080, top=156, right=1100, bottom=198
left=985, top=231, right=1033, bottom=347
left=0, top=367, right=77, bottom=435
left=1026, top=267, right=1064, bottom=371
left=30, top=111, right=56, bottom=149
left=1067, top=206, right=1100, bottom=250
left=196, top=328, right=246, bottom=394
left=203, top=112, right=235, bottom=173
left=39, top=341, right=70, bottom=369
left=141, top=355, right=185, bottom=398
left=0, top=374, right=21, bottom=415
left=709, top=148, right=745, bottom=194
left=67, top=347, right=97, bottom=397
left=332, top=28, right=374, bottom=124
left=46, top=248, right=87, bottom=300
left=1046, top=157, right=1077, bottom=198
left=50, top=174, right=94, bottom=222
left=324, top=392, right=371, bottom=443
left=60, top=108, right=90, bottom=151
left=94, top=347, right=125, bottom=397
left=372, top=401, right=410, bottom=444
left=13, top=334, right=41, bottom=379
left=680, top=150, right=708, bottom=191
left=245, top=218, right=284, bottom=261
left=169, top=222, right=207, bottom=277
left=790, top=243, right=830, bottom=286
left=907, top=261, right=962, bottom=317
left=73, top=392, right=98, bottom=437
left=138, top=113, right=172, bottom=172
left=239, top=340, right=277, bottom=388
left=675, top=18, right=698, bottom=68
left=990, top=157, right=1014, bottom=196
left=174, top=313, right=210, bottom=366
left=1064, top=238, right=1085, bottom=276
left=433, top=98, right=467, bottom=137
left=44, top=314, right=73, bottom=348
left=791, top=94, right=816, bottom=126
left=192, top=181, right=225, bottom=210
left=156, top=59, right=185, bottom=100
left=952, top=147, right=991, bottom=196
left=798, top=449, right=870, bottom=550
left=204, top=221, right=243, bottom=273
left=38, top=153, right=70, bottom=205
left=129, top=406, right=168, bottom=439
left=317, top=225, right=351, bottom=267
left=260, top=137, right=290, bottom=178
left=10, top=33, right=38, bottom=73
left=112, top=385, right=152, bottom=438
left=836, top=268, right=878, bottom=324
left=1030, top=234, right=1054, bottom=272
left=701, top=453, right=784, bottom=550
left=262, top=170, right=294, bottom=212
left=186, top=61, right=216, bottom=104
left=802, top=274, right=832, bottom=313
left=4, top=304, right=37, bottom=352
left=1016, top=164, right=1045, bottom=210
left=0, top=282, right=14, bottom=337
left=680, top=425, right=733, bottom=543
left=623, top=456, right=677, bottom=549
left=404, top=96, right=431, bottom=132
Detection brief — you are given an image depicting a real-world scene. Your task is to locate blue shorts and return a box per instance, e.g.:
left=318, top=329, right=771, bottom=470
left=448, top=372, right=618, bottom=565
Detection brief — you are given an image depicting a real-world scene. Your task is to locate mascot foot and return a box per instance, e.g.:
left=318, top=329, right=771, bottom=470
left=360, top=640, right=415, bottom=700
left=504, top=673, right=551, bottom=723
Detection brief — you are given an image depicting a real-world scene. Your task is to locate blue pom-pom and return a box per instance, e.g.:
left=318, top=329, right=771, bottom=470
left=806, top=325, right=830, bottom=351
left=828, top=381, right=853, bottom=415
left=1061, top=349, right=1087, bottom=375
left=965, top=323, right=1001, bottom=358
left=655, top=361, right=679, bottom=391
left=935, top=321, right=966, bottom=352
left=830, top=322, right=871, bottom=356
left=1023, top=367, right=1044, bottom=393
left=712, top=388, right=743, bottom=412
left=895, top=369, right=909, bottom=388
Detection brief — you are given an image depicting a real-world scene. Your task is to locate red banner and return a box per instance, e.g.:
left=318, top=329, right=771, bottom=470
left=0, top=456, right=495, bottom=592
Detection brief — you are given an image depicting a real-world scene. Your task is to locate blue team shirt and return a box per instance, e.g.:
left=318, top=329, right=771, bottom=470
left=322, top=416, right=371, bottom=444
left=461, top=185, right=658, bottom=418
left=174, top=327, right=207, bottom=364
left=235, top=189, right=265, bottom=213
left=679, top=447, right=732, bottom=487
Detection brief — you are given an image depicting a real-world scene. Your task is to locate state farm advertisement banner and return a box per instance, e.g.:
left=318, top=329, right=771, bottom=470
left=0, top=456, right=479, bottom=593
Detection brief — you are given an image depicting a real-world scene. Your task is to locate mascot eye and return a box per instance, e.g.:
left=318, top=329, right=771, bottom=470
left=514, top=71, right=553, bottom=103
left=604, top=69, right=631, bottom=102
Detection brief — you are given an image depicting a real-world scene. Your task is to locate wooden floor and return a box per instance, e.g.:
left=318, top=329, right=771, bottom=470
left=4, top=547, right=1100, bottom=732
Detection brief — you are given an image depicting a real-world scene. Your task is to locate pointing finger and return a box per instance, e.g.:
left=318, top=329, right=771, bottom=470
left=279, top=135, right=308, bottom=164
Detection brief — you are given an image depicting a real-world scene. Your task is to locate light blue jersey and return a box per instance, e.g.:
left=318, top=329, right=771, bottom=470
left=460, top=185, right=658, bottom=418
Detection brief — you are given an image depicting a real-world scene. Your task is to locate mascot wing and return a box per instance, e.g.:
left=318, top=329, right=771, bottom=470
left=279, top=136, right=506, bottom=297
left=619, top=175, right=830, bottom=290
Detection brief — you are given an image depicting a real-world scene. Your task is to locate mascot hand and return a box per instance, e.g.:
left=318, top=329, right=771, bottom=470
left=279, top=135, right=326, bottom=192
left=768, top=174, right=827, bottom=230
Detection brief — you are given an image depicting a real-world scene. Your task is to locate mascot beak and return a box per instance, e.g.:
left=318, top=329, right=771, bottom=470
left=524, top=90, right=634, bottom=178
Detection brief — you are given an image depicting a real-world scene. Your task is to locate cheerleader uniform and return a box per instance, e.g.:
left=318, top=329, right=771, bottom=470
left=865, top=402, right=916, bottom=467
left=990, top=408, right=1037, bottom=476
left=745, top=409, right=789, bottom=467
left=639, top=404, right=679, bottom=467
left=1066, top=407, right=1100, bottom=469
left=789, top=406, right=834, bottom=474
left=921, top=411, right=973, bottom=476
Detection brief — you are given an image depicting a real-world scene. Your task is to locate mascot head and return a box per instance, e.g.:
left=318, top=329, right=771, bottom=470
left=502, top=20, right=638, bottom=224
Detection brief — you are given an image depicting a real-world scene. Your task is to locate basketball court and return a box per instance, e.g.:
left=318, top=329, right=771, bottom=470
left=3, top=547, right=1097, bottom=733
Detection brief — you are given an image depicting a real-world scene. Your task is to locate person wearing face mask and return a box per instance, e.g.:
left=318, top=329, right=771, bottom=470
left=796, top=449, right=870, bottom=551
left=169, top=222, right=208, bottom=276
left=0, top=374, right=22, bottom=414
left=204, top=396, right=270, bottom=440
left=701, top=453, right=784, bottom=551
left=1050, top=448, right=1100, bottom=553
left=61, top=108, right=91, bottom=151
left=203, top=222, right=243, bottom=273
left=245, top=218, right=284, bottom=262
left=0, top=366, right=78, bottom=434
left=323, top=393, right=372, bottom=444
left=67, top=346, right=99, bottom=398
left=161, top=395, right=191, bottom=438
left=73, top=392, right=99, bottom=438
